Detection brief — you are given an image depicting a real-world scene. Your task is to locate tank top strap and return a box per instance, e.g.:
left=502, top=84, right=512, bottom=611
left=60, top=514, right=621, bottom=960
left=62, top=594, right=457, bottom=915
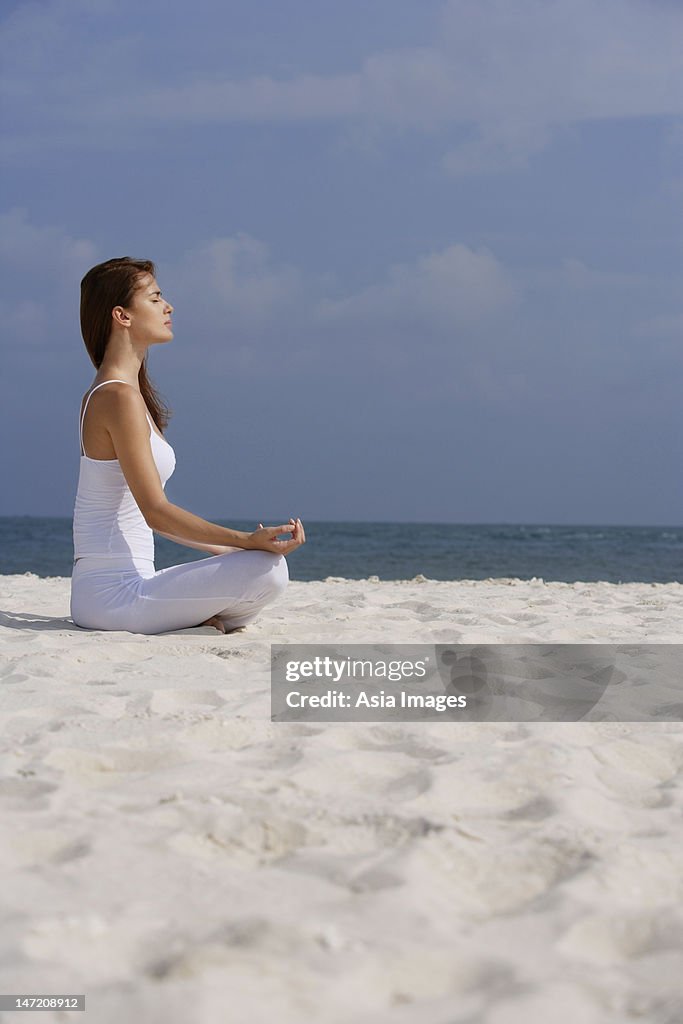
left=79, top=379, right=136, bottom=457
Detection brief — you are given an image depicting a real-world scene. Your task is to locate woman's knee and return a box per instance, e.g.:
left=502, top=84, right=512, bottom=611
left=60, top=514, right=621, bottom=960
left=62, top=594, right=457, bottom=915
left=246, top=551, right=288, bottom=600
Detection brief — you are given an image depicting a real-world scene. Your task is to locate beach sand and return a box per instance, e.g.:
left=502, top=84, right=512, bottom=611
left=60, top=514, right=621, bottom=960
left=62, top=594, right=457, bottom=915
left=1, top=574, right=682, bottom=1023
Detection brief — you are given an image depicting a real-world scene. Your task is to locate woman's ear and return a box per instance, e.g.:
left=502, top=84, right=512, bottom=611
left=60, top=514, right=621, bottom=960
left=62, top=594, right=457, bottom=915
left=112, top=306, right=131, bottom=325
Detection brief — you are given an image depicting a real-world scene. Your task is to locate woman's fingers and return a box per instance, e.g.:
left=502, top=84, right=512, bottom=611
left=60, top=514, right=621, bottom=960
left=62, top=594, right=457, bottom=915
left=288, top=518, right=305, bottom=547
left=251, top=519, right=305, bottom=553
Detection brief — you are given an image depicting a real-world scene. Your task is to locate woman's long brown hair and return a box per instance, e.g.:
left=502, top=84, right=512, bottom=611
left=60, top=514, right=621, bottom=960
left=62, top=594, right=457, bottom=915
left=79, top=257, right=172, bottom=432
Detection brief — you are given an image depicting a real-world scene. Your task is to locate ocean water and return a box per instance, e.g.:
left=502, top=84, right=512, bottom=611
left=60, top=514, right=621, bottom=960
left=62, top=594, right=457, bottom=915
left=2, top=517, right=683, bottom=583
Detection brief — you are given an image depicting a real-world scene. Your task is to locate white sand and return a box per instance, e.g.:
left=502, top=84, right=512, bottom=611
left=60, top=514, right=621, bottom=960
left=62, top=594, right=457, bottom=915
left=1, top=574, right=682, bottom=1023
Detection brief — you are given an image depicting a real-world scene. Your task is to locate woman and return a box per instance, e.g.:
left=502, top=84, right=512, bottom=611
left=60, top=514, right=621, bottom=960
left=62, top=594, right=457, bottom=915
left=71, top=256, right=305, bottom=635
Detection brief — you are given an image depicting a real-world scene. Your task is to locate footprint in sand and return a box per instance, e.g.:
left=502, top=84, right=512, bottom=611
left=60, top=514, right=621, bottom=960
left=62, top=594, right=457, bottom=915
left=43, top=745, right=190, bottom=785
left=148, top=689, right=227, bottom=715
left=0, top=777, right=58, bottom=809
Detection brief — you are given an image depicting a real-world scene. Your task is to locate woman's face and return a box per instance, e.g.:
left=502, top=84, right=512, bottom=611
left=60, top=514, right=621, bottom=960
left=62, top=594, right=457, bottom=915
left=119, top=274, right=174, bottom=344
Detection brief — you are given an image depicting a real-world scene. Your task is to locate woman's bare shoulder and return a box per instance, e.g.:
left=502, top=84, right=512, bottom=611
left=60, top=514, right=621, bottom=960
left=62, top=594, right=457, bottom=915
left=83, top=380, right=142, bottom=409
left=80, top=382, right=145, bottom=439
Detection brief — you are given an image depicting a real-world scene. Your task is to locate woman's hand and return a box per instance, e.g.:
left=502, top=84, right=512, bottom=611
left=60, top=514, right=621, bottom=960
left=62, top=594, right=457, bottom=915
left=246, top=517, right=306, bottom=555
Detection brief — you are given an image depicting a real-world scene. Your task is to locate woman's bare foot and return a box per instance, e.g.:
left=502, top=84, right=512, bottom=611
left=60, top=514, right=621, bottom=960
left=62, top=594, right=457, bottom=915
left=200, top=615, right=226, bottom=633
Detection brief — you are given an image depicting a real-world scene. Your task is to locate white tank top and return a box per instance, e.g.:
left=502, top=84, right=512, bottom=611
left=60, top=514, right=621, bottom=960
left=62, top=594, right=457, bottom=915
left=72, top=380, right=176, bottom=562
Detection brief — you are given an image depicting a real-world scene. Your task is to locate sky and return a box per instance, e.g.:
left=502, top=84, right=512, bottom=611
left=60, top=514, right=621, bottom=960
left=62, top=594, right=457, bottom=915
left=1, top=0, right=682, bottom=525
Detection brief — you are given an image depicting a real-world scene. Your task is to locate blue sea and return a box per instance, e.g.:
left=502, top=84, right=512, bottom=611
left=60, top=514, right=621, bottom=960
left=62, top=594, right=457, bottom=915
left=2, top=517, right=683, bottom=583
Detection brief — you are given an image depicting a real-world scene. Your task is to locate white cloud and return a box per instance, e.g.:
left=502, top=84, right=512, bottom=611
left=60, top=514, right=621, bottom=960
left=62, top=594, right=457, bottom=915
left=187, top=235, right=301, bottom=313
left=130, top=72, right=363, bottom=124
left=0, top=212, right=517, bottom=363
left=109, top=2, right=683, bottom=130
left=3, top=0, right=682, bottom=171
left=437, top=0, right=683, bottom=172
left=442, top=122, right=551, bottom=176
left=166, top=233, right=308, bottom=362
left=0, top=298, right=49, bottom=348
left=314, top=243, right=517, bottom=330
left=0, top=208, right=97, bottom=354
left=440, top=0, right=683, bottom=121
left=0, top=207, right=96, bottom=282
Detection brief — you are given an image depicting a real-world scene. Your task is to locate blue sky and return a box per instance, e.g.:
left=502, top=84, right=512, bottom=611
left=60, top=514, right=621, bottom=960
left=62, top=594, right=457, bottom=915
left=1, top=0, right=682, bottom=524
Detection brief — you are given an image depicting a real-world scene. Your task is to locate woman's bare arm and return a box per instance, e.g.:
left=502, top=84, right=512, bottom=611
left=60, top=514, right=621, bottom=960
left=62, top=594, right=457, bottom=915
left=104, top=385, right=304, bottom=554
left=154, top=529, right=241, bottom=556
left=102, top=385, right=250, bottom=547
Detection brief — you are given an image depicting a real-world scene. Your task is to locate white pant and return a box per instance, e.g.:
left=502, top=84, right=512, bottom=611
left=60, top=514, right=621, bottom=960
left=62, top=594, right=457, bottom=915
left=70, top=550, right=288, bottom=635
